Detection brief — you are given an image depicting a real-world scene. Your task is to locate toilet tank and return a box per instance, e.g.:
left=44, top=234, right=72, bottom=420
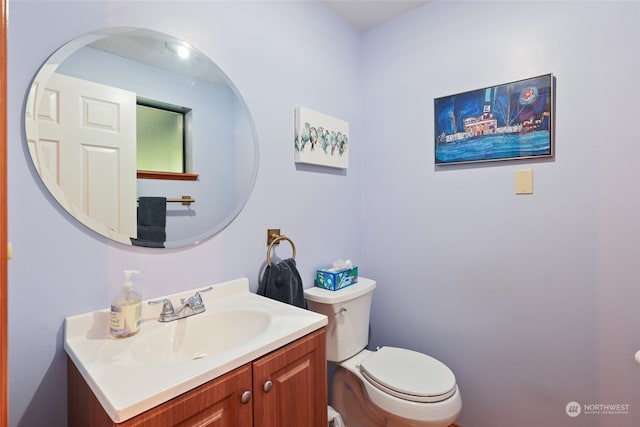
left=304, top=278, right=376, bottom=362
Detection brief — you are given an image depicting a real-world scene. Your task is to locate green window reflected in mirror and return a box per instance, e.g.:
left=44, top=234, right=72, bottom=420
left=136, top=104, right=185, bottom=173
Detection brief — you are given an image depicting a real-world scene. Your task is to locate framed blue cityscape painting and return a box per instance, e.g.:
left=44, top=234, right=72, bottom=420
left=434, top=74, right=554, bottom=165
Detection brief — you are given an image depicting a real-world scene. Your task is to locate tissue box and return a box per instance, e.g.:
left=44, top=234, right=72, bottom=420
left=315, top=266, right=358, bottom=291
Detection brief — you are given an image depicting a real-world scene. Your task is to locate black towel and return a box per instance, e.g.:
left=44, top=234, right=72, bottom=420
left=258, top=258, right=306, bottom=309
left=138, top=197, right=167, bottom=227
left=132, top=197, right=166, bottom=247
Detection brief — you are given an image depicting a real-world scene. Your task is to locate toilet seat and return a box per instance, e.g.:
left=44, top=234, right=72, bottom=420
left=358, top=347, right=457, bottom=403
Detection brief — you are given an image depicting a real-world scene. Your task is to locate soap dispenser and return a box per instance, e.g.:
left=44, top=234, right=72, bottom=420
left=110, top=270, right=142, bottom=338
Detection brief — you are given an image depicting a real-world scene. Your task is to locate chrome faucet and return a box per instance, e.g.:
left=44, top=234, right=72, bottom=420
left=149, top=286, right=213, bottom=322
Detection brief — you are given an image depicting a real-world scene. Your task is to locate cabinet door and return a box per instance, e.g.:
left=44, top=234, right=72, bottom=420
left=252, top=329, right=327, bottom=427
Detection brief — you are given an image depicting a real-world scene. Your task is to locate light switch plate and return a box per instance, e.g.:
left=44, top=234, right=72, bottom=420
left=515, top=169, right=533, bottom=194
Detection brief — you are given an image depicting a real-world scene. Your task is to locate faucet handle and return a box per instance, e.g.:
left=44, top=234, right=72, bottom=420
left=182, top=286, right=213, bottom=306
left=148, top=298, right=175, bottom=315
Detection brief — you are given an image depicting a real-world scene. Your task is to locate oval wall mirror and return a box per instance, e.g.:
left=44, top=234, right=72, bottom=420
left=24, top=27, right=258, bottom=249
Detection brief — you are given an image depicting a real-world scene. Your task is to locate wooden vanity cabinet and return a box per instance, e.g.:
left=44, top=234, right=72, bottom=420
left=68, top=328, right=327, bottom=427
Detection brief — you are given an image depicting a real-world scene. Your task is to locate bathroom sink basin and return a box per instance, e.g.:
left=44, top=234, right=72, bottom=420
left=64, top=277, right=327, bottom=423
left=126, top=308, right=271, bottom=365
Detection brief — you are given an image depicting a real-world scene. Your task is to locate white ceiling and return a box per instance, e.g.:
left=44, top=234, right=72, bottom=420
left=321, top=1, right=429, bottom=31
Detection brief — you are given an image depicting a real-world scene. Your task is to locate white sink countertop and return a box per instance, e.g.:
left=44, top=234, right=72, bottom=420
left=64, top=277, right=328, bottom=423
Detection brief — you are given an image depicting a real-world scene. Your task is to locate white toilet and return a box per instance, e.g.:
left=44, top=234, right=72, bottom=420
left=304, top=278, right=461, bottom=427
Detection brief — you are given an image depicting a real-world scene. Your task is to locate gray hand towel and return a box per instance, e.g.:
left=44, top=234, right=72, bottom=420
left=258, top=258, right=307, bottom=309
left=132, top=197, right=167, bottom=247
left=138, top=197, right=166, bottom=227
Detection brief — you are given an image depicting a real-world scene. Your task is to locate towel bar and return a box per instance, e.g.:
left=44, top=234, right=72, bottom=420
left=267, top=235, right=296, bottom=266
left=167, top=196, right=195, bottom=206
left=137, top=196, right=195, bottom=206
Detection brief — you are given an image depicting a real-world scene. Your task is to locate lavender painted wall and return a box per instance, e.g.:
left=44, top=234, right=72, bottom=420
left=8, top=1, right=362, bottom=426
left=361, top=2, right=640, bottom=426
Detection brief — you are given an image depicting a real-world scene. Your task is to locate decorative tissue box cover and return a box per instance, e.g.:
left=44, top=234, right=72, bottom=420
left=315, top=267, right=358, bottom=291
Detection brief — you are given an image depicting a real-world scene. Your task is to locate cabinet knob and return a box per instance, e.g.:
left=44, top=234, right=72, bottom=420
left=240, top=390, right=252, bottom=404
left=263, top=380, right=273, bottom=393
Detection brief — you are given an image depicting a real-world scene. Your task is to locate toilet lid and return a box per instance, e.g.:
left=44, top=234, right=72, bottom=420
left=359, top=347, right=457, bottom=403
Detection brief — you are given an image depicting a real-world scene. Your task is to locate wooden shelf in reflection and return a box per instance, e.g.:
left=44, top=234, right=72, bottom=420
left=137, top=170, right=199, bottom=181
